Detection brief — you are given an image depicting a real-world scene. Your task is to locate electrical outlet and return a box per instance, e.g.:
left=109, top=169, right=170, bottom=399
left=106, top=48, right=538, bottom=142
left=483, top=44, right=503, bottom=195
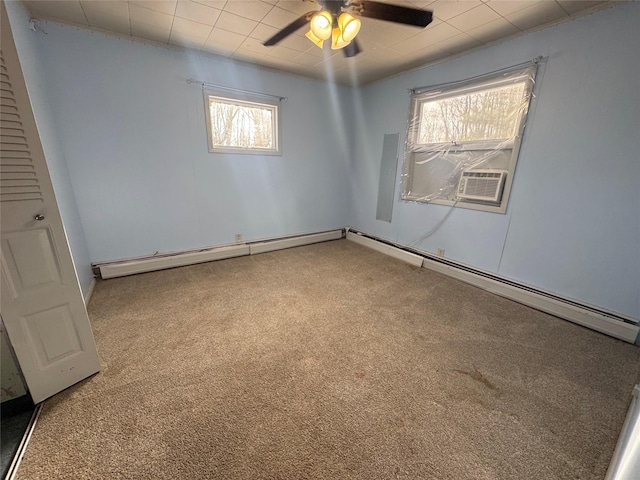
left=437, top=248, right=445, bottom=257
left=235, top=233, right=243, bottom=243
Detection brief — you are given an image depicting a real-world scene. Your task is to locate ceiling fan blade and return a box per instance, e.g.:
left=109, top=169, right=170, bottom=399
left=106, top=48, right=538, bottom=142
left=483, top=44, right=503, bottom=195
left=263, top=12, right=316, bottom=46
left=355, top=1, right=433, bottom=28
left=343, top=39, right=362, bottom=58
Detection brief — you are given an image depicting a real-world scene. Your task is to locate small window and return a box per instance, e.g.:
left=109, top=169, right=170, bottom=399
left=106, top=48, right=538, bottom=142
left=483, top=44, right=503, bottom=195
left=204, top=90, right=281, bottom=155
left=402, top=65, right=536, bottom=213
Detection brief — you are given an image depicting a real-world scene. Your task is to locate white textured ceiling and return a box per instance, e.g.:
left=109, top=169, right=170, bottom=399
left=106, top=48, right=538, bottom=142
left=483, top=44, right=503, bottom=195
left=21, top=0, right=612, bottom=85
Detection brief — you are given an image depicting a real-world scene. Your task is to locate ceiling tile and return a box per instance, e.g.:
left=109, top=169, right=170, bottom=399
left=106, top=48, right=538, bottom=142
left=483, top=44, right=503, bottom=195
left=390, top=35, right=430, bottom=55
left=201, top=42, right=234, bottom=57
left=222, top=1, right=274, bottom=21
left=249, top=23, right=280, bottom=41
left=267, top=45, right=300, bottom=60
left=436, top=32, right=482, bottom=55
left=397, top=54, right=451, bottom=79
left=447, top=4, right=501, bottom=30
left=275, top=0, right=317, bottom=15
left=261, top=6, right=301, bottom=28
left=342, top=56, right=386, bottom=71
left=277, top=33, right=313, bottom=52
left=299, top=44, right=340, bottom=62
left=355, top=19, right=424, bottom=49
left=207, top=28, right=247, bottom=48
left=484, top=1, right=539, bottom=17
left=291, top=52, right=323, bottom=67
left=129, top=4, right=174, bottom=29
left=318, top=56, right=348, bottom=74
left=401, top=43, right=449, bottom=62
left=215, top=11, right=258, bottom=35
left=232, top=49, right=269, bottom=66
left=505, top=1, right=568, bottom=31
left=365, top=0, right=417, bottom=7
left=171, top=16, right=213, bottom=37
left=409, top=0, right=438, bottom=8
left=20, top=0, right=607, bottom=86
left=351, top=65, right=392, bottom=86
left=556, top=0, right=607, bottom=15
left=391, top=21, right=460, bottom=51
left=131, top=21, right=171, bottom=43
left=422, top=20, right=462, bottom=43
left=466, top=16, right=519, bottom=43
left=263, top=56, right=299, bottom=69
left=192, top=0, right=227, bottom=9
left=361, top=45, right=404, bottom=63
left=80, top=1, right=130, bottom=34
left=429, top=0, right=482, bottom=21
left=23, top=1, right=89, bottom=25
left=236, top=37, right=273, bottom=56
left=130, top=1, right=177, bottom=16
left=175, top=0, right=221, bottom=25
left=169, top=30, right=207, bottom=47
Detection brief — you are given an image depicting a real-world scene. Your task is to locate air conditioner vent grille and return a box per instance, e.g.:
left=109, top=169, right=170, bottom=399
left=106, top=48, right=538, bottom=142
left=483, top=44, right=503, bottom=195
left=457, top=169, right=507, bottom=203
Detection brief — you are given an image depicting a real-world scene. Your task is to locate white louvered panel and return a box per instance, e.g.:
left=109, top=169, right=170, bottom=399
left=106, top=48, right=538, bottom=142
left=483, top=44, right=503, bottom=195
left=465, top=178, right=500, bottom=197
left=0, top=50, right=43, bottom=203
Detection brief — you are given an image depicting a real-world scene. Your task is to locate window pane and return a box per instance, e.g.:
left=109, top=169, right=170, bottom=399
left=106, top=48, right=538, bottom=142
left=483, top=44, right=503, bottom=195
left=209, top=99, right=274, bottom=149
left=418, top=82, right=526, bottom=144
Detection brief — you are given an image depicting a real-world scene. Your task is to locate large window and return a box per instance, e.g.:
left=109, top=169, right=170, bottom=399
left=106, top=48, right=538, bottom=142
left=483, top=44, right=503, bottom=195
left=204, top=90, right=281, bottom=155
left=402, top=65, right=536, bottom=213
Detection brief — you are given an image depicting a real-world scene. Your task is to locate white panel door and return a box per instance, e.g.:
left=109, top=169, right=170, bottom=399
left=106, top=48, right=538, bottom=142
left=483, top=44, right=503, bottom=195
left=0, top=3, right=100, bottom=403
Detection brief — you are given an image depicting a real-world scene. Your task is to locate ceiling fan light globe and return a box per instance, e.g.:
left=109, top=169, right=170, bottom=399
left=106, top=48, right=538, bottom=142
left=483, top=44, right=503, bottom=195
left=310, top=11, right=332, bottom=40
left=331, top=27, right=351, bottom=50
left=305, top=29, right=324, bottom=49
left=338, top=13, right=361, bottom=43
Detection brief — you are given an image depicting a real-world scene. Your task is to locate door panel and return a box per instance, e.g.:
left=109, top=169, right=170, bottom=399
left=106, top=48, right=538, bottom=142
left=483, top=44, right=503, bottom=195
left=0, top=2, right=100, bottom=403
left=23, top=304, right=83, bottom=367
left=2, top=228, right=62, bottom=290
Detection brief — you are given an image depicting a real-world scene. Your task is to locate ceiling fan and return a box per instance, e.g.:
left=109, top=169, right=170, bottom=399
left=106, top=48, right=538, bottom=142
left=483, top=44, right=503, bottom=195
left=263, top=0, right=433, bottom=58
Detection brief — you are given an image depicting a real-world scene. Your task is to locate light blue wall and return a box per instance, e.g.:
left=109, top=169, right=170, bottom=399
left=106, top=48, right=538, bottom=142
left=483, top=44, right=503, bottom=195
left=32, top=23, right=352, bottom=262
left=5, top=2, right=94, bottom=300
left=9, top=2, right=638, bottom=321
left=349, top=3, right=639, bottom=320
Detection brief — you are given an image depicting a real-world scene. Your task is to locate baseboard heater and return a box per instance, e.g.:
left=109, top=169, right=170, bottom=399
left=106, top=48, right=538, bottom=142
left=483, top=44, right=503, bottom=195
left=95, top=229, right=344, bottom=280
left=346, top=229, right=639, bottom=344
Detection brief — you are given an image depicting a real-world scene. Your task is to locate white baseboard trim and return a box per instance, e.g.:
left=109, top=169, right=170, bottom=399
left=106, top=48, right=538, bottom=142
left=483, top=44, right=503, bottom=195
left=96, top=229, right=344, bottom=279
left=84, top=278, right=96, bottom=307
left=347, top=229, right=639, bottom=344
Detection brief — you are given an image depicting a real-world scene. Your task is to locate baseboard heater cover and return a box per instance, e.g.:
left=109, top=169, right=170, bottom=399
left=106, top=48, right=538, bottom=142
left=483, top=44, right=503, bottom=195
left=98, top=244, right=249, bottom=279
left=249, top=230, right=343, bottom=255
left=346, top=231, right=423, bottom=267
left=346, top=229, right=639, bottom=344
left=96, top=230, right=344, bottom=279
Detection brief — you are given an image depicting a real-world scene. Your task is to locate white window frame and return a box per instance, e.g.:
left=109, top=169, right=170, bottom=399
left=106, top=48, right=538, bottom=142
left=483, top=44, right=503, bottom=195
left=402, top=65, right=537, bottom=214
left=204, top=89, right=282, bottom=156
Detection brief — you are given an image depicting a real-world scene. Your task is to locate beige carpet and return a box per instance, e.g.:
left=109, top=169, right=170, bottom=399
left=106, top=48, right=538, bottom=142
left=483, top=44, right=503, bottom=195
left=17, top=240, right=640, bottom=479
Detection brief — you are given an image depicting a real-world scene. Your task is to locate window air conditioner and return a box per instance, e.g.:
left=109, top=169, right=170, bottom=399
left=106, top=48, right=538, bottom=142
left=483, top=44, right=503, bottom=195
left=457, top=169, right=507, bottom=203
